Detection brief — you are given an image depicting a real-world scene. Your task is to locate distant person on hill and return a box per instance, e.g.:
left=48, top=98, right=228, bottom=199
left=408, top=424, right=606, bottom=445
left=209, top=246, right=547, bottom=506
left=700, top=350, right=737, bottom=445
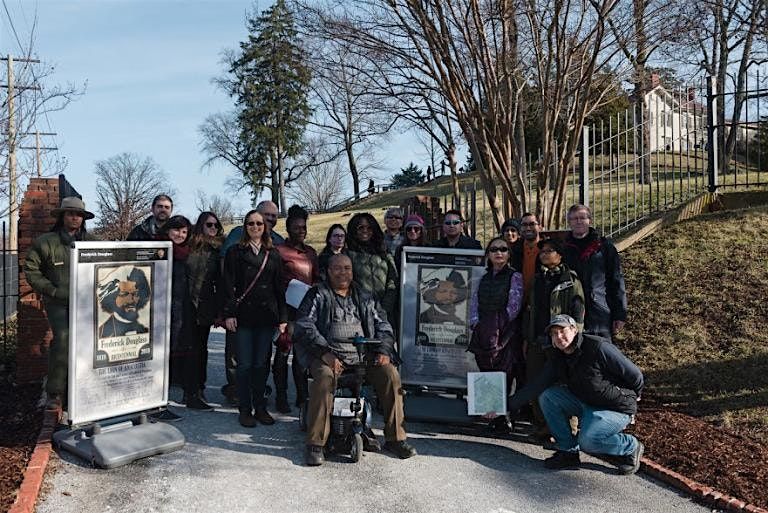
left=432, top=210, right=482, bottom=249
left=127, top=194, right=173, bottom=241
left=508, top=314, right=644, bottom=475
left=562, top=204, right=627, bottom=340
left=383, top=207, right=405, bottom=256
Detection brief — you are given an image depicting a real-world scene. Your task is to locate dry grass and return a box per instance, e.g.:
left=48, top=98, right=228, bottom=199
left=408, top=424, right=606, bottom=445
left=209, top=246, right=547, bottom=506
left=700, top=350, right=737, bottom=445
left=616, top=205, right=768, bottom=443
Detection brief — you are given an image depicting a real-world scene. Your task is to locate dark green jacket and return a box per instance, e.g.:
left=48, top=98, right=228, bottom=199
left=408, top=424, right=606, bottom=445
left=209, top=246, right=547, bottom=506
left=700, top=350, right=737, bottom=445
left=346, top=249, right=398, bottom=319
left=24, top=231, right=83, bottom=305
left=524, top=264, right=585, bottom=345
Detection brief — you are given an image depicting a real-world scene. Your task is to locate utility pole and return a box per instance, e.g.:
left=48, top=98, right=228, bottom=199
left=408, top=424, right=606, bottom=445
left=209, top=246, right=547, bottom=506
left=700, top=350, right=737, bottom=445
left=20, top=130, right=58, bottom=177
left=2, top=54, right=41, bottom=251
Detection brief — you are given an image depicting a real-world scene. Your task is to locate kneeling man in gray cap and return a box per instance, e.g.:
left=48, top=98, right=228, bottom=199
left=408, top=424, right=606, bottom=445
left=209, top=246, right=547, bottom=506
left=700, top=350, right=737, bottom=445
left=508, top=314, right=644, bottom=474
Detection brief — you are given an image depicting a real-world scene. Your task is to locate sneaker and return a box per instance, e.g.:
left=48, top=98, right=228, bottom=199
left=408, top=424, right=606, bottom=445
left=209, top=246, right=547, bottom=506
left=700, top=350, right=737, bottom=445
left=254, top=408, right=275, bottom=425
left=186, top=394, right=213, bottom=411
left=275, top=395, right=291, bottom=414
left=238, top=412, right=257, bottom=428
left=544, top=450, right=581, bottom=470
left=384, top=440, right=417, bottom=459
left=617, top=442, right=644, bottom=475
left=305, top=444, right=325, bottom=466
left=151, top=409, right=182, bottom=422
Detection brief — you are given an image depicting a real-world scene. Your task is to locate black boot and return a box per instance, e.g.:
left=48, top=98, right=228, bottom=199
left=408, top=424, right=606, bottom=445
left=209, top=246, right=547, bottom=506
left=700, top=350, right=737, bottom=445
left=275, top=393, right=291, bottom=414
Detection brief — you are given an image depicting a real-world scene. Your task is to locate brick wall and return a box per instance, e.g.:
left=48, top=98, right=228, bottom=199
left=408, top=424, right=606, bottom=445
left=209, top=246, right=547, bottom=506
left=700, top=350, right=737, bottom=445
left=15, top=178, right=59, bottom=383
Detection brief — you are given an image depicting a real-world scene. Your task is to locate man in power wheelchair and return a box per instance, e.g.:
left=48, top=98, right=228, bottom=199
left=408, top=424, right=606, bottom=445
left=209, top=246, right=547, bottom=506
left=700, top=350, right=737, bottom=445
left=294, top=254, right=417, bottom=466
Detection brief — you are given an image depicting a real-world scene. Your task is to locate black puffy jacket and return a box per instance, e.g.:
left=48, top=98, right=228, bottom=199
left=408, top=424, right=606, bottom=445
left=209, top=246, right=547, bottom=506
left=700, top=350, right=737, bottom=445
left=508, top=332, right=643, bottom=415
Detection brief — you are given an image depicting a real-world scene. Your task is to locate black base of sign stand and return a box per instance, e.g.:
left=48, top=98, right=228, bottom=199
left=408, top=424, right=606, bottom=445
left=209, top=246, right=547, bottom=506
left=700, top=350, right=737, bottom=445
left=403, top=387, right=484, bottom=426
left=53, top=412, right=185, bottom=469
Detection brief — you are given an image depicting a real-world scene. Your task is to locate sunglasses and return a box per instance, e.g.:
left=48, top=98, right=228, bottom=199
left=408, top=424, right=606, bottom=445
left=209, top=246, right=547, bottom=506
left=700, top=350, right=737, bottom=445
left=246, top=221, right=265, bottom=227
left=444, top=219, right=462, bottom=226
left=205, top=222, right=220, bottom=228
left=489, top=246, right=509, bottom=253
left=406, top=226, right=422, bottom=232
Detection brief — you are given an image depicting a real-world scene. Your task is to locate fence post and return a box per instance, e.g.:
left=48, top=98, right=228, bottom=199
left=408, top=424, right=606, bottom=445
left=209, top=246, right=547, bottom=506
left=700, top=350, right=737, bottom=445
left=579, top=125, right=590, bottom=206
left=706, top=76, right=719, bottom=193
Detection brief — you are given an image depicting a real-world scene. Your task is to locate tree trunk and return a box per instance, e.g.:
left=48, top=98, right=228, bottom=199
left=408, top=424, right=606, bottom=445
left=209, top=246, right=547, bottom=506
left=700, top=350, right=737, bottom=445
left=446, top=143, right=461, bottom=212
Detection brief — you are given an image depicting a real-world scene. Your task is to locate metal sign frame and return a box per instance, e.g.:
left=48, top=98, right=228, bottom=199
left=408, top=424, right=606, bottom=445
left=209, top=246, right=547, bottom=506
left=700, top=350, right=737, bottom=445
left=67, top=241, right=173, bottom=425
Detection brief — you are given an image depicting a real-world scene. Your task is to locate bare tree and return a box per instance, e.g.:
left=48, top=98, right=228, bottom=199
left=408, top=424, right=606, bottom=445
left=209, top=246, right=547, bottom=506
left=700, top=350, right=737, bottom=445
left=287, top=157, right=346, bottom=211
left=668, top=0, right=767, bottom=173
left=301, top=34, right=396, bottom=198
left=93, top=153, right=173, bottom=240
left=0, top=13, right=84, bottom=245
left=195, top=190, right=236, bottom=223
left=297, top=0, right=626, bottom=228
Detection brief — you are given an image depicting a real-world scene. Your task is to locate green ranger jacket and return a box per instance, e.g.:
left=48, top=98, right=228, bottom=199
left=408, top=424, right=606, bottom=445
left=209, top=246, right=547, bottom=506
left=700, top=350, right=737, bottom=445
left=24, top=230, right=85, bottom=305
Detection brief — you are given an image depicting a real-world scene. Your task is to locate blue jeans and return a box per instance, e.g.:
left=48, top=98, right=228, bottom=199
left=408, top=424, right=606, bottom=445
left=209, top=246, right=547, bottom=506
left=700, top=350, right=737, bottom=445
left=234, top=325, right=274, bottom=414
left=538, top=385, right=637, bottom=456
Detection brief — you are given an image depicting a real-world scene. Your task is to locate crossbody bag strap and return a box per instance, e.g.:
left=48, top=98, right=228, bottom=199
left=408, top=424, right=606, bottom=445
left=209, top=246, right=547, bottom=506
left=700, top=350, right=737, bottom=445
left=235, top=249, right=270, bottom=305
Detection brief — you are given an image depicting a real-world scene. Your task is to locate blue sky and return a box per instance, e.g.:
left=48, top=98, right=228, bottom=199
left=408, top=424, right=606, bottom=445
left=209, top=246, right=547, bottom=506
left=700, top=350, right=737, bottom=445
left=1, top=0, right=426, bottom=222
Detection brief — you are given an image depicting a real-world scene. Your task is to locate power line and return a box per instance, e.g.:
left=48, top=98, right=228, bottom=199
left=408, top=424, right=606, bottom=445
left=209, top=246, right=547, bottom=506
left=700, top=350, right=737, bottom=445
left=1, top=0, right=27, bottom=57
left=3, top=0, right=65, bottom=173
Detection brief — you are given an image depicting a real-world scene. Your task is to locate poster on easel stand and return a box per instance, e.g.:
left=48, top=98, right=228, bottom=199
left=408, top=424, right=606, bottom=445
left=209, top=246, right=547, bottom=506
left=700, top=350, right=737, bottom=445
left=67, top=241, right=172, bottom=426
left=398, top=246, right=485, bottom=389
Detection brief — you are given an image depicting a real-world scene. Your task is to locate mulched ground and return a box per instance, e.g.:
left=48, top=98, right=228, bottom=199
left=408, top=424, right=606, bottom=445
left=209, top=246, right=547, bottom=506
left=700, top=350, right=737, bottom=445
left=0, top=380, right=766, bottom=510
left=0, top=378, right=43, bottom=513
left=632, top=396, right=768, bottom=509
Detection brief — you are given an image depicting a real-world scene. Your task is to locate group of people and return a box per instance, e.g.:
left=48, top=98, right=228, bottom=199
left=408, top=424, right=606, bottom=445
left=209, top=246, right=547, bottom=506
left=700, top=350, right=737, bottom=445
left=26, top=195, right=644, bottom=474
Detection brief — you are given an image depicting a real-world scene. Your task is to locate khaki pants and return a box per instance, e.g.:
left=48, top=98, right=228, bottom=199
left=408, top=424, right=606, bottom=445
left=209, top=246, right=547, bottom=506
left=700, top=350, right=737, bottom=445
left=306, top=358, right=407, bottom=446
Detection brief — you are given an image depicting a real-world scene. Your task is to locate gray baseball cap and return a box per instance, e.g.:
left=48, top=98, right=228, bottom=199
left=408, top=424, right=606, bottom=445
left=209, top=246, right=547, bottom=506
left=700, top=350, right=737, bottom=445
left=546, top=314, right=578, bottom=332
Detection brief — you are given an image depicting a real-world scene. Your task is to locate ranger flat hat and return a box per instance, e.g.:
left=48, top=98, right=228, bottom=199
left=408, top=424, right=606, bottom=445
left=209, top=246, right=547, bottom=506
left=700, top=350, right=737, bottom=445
left=51, top=196, right=95, bottom=220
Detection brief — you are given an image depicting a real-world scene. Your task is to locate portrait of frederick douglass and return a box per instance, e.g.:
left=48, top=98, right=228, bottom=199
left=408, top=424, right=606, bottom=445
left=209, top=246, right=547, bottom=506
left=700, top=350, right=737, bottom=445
left=97, top=266, right=151, bottom=338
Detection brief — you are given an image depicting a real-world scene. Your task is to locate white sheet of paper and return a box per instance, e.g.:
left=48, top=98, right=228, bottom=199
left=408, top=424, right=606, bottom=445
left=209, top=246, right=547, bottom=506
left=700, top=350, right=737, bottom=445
left=286, top=279, right=311, bottom=308
left=467, top=371, right=507, bottom=416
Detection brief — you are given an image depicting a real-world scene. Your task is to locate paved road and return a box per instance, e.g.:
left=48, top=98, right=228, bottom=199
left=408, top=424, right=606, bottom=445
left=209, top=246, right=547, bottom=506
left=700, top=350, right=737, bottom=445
left=37, top=330, right=712, bottom=513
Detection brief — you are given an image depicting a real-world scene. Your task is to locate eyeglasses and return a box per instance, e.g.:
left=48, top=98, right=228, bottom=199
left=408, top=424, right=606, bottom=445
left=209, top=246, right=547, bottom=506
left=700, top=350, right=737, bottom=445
left=488, top=246, right=509, bottom=253
left=356, top=225, right=372, bottom=232
left=444, top=219, right=462, bottom=226
left=205, top=222, right=220, bottom=228
left=246, top=221, right=265, bottom=227
left=406, top=226, right=422, bottom=232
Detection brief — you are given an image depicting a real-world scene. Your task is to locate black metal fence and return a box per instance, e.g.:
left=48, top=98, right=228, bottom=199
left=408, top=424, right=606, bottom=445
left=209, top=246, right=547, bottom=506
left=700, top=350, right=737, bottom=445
left=1, top=221, right=19, bottom=365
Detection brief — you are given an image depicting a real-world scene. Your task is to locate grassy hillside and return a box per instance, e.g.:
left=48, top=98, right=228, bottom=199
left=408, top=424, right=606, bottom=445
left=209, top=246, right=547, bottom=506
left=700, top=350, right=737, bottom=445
left=617, top=206, right=768, bottom=443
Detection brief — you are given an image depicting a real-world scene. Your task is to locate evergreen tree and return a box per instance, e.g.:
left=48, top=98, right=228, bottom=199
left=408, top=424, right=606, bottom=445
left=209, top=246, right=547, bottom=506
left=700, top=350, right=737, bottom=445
left=390, top=162, right=424, bottom=189
left=229, top=0, right=311, bottom=211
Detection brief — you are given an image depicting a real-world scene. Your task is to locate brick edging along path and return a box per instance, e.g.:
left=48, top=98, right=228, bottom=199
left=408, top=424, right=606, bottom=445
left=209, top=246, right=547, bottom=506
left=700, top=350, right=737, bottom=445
left=9, top=410, right=768, bottom=513
left=9, top=404, right=60, bottom=513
